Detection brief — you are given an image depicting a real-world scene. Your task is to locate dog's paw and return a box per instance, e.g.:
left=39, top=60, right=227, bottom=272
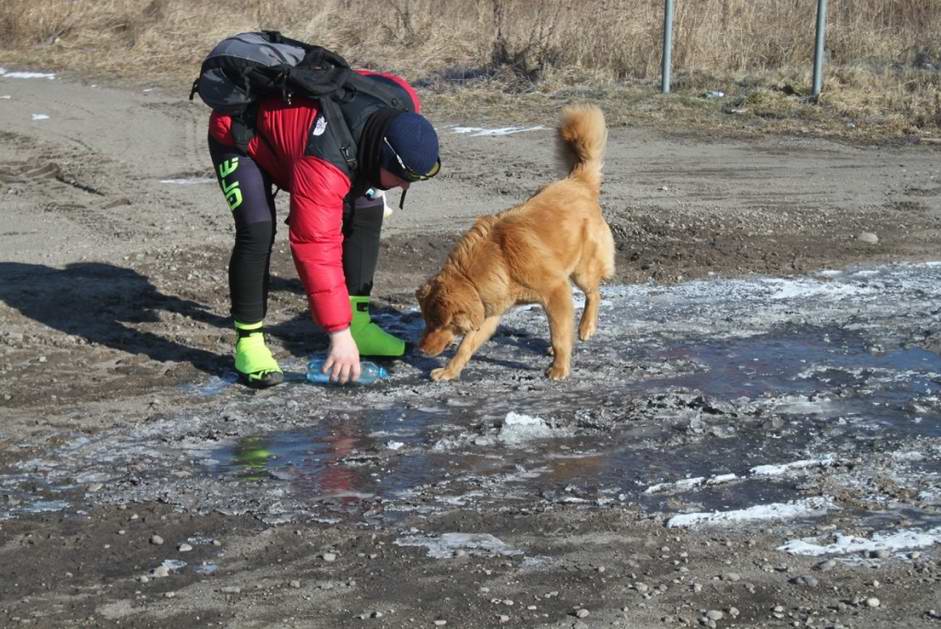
left=578, top=321, right=597, bottom=341
left=431, top=367, right=460, bottom=381
left=545, top=363, right=570, bottom=380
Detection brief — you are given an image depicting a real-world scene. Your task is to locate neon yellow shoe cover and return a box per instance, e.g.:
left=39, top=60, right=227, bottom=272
left=349, top=296, right=405, bottom=357
left=234, top=322, right=283, bottom=387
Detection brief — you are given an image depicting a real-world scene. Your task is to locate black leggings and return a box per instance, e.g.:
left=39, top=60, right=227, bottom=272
left=209, top=137, right=382, bottom=324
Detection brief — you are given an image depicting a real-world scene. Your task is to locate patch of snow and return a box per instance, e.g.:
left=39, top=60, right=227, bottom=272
left=667, top=497, right=837, bottom=528
left=498, top=411, right=563, bottom=445
left=0, top=68, right=55, bottom=79
left=394, top=532, right=522, bottom=559
left=750, top=455, right=837, bottom=477
left=450, top=125, right=547, bottom=137
left=779, top=527, right=941, bottom=556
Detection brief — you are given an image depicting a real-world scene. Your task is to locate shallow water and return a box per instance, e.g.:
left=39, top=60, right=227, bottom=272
left=4, top=263, right=941, bottom=535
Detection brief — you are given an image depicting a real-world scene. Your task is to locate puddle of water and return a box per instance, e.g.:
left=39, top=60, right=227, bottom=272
left=205, top=319, right=941, bottom=520
left=6, top=262, right=941, bottom=532
left=652, top=325, right=941, bottom=437
left=212, top=407, right=452, bottom=503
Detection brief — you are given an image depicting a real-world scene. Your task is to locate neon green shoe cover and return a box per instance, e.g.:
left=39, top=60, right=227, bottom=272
left=349, top=296, right=406, bottom=357
left=234, top=322, right=283, bottom=388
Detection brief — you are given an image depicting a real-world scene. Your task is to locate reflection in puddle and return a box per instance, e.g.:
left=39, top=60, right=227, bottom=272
left=213, top=321, right=941, bottom=522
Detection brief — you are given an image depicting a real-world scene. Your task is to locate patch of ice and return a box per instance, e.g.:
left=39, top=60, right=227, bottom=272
left=498, top=411, right=562, bottom=445
left=750, top=455, right=837, bottom=477
left=183, top=372, right=239, bottom=396
left=667, top=497, right=837, bottom=528
left=707, top=473, right=739, bottom=485
left=161, top=559, right=188, bottom=571
left=386, top=441, right=405, bottom=450
left=644, top=476, right=705, bottom=494
left=19, top=499, right=70, bottom=514
left=917, top=489, right=941, bottom=504
left=193, top=562, right=218, bottom=575
left=779, top=526, right=941, bottom=556
left=450, top=125, right=547, bottom=137
left=891, top=450, right=926, bottom=462
left=761, top=277, right=875, bottom=301
left=31, top=114, right=49, bottom=121
left=646, top=461, right=830, bottom=496
left=771, top=395, right=835, bottom=415
left=395, top=532, right=523, bottom=559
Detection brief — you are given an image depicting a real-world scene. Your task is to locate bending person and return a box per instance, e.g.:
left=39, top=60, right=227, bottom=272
left=208, top=69, right=440, bottom=387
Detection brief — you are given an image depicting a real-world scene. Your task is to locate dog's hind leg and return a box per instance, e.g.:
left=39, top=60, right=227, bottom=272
left=573, top=220, right=615, bottom=341
left=542, top=282, right=575, bottom=380
left=431, top=315, right=502, bottom=381
left=573, top=270, right=601, bottom=342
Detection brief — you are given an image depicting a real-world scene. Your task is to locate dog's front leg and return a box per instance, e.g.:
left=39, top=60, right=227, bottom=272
left=543, top=283, right=575, bottom=380
left=431, top=315, right=502, bottom=381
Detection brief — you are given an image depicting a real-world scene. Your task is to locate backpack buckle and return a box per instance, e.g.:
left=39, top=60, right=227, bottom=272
left=340, top=145, right=358, bottom=170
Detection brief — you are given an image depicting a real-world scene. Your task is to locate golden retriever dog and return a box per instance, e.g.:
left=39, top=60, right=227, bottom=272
left=416, top=103, right=615, bottom=381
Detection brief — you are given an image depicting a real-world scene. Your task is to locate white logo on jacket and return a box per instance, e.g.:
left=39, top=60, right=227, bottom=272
left=313, top=116, right=328, bottom=136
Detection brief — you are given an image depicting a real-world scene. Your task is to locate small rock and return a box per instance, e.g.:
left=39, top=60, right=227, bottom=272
left=858, top=232, right=879, bottom=245
left=290, top=580, right=301, bottom=589
left=433, top=621, right=447, bottom=627
left=575, top=608, right=590, bottom=618
left=497, top=615, right=510, bottom=623
left=866, top=597, right=881, bottom=608
left=706, top=610, right=724, bottom=620
left=791, top=575, right=819, bottom=587
left=178, top=543, right=193, bottom=552
left=151, top=566, right=170, bottom=578
left=321, top=552, right=337, bottom=562
left=221, top=586, right=241, bottom=594
left=814, top=559, right=837, bottom=571
left=150, top=535, right=164, bottom=545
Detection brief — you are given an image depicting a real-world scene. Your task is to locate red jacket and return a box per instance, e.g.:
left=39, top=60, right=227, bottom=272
left=208, top=71, right=421, bottom=332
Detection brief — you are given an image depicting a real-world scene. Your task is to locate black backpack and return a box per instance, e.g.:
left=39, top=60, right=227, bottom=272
left=190, top=31, right=410, bottom=168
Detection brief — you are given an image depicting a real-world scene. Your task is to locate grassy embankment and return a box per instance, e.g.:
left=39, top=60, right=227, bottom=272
left=1, top=0, right=939, bottom=141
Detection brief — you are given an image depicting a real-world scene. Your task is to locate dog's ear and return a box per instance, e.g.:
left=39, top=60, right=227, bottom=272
left=450, top=283, right=486, bottom=330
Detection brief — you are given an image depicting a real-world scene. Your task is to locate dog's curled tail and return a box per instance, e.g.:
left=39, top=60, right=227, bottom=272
left=557, top=103, right=607, bottom=194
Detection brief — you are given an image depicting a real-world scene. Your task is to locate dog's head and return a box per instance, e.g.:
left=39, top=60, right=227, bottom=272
left=415, top=274, right=484, bottom=356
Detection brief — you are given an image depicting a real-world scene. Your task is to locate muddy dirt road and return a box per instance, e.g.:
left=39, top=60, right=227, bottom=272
left=1, top=73, right=940, bottom=628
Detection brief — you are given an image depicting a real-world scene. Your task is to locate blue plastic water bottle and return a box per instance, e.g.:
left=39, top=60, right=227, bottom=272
left=306, top=355, right=389, bottom=385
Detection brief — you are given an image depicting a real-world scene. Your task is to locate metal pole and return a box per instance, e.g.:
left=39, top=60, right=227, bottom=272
left=661, top=0, right=674, bottom=94
left=812, top=0, right=828, bottom=98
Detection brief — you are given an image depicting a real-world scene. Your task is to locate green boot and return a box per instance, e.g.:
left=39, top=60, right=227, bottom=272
left=349, top=296, right=406, bottom=357
left=234, top=321, right=284, bottom=388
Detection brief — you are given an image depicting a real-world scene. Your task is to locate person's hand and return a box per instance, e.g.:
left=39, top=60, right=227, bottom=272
left=324, top=328, right=361, bottom=384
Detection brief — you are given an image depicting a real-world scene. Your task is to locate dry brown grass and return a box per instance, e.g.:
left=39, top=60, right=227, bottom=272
left=1, top=0, right=939, bottom=140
